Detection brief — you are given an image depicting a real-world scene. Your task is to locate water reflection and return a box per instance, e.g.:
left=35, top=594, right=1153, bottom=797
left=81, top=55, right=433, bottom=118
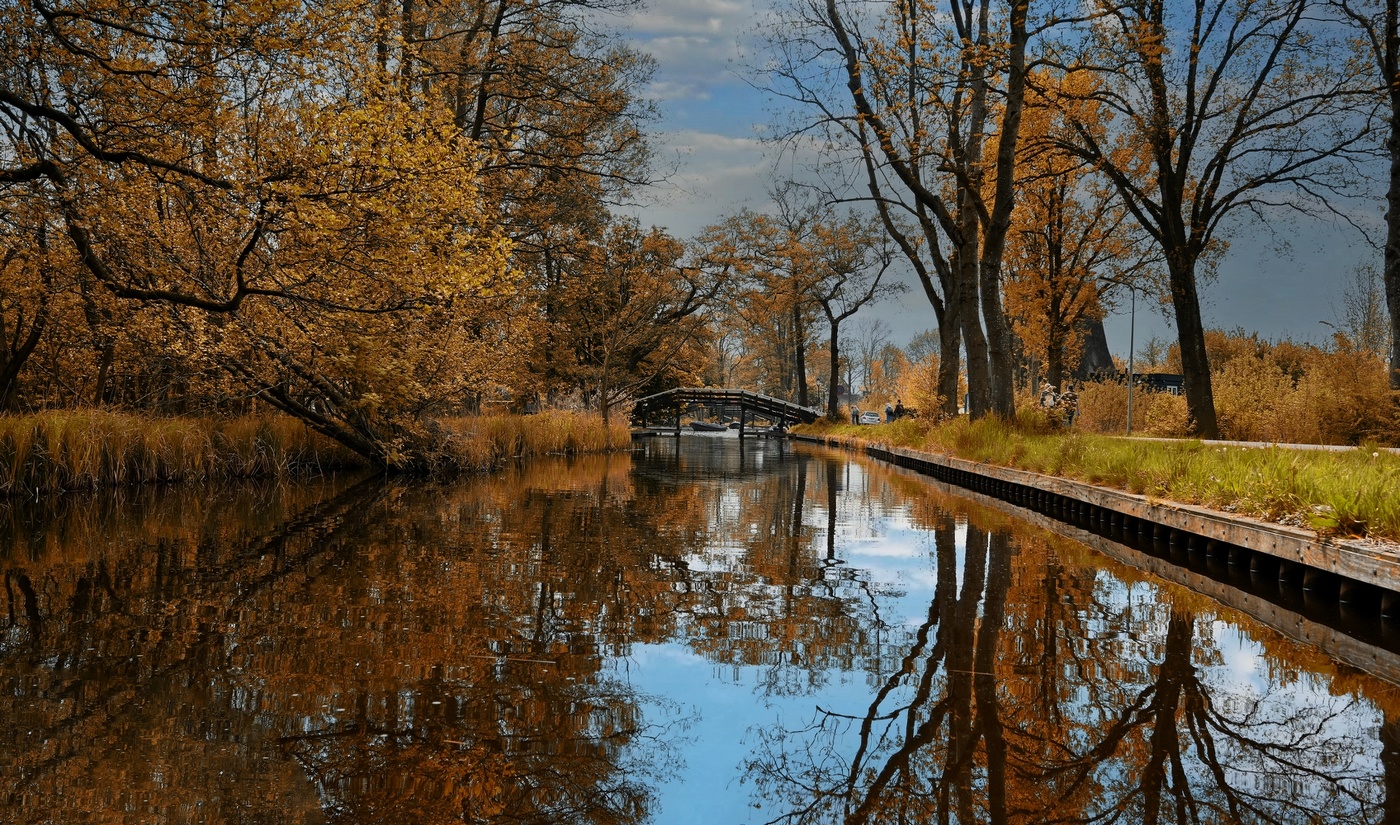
left=0, top=438, right=1397, bottom=823
left=0, top=466, right=687, bottom=823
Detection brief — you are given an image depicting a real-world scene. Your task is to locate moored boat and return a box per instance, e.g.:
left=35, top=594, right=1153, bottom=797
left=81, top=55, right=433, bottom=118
left=688, top=421, right=729, bottom=432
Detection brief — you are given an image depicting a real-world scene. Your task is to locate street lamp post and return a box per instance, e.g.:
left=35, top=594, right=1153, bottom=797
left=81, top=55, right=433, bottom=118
left=1125, top=286, right=1136, bottom=436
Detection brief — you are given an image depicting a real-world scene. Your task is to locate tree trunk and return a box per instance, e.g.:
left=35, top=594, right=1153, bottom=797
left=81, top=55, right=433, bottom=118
left=1168, top=260, right=1219, bottom=438
left=977, top=0, right=1029, bottom=420
left=980, top=261, right=1017, bottom=417
left=793, top=304, right=810, bottom=407
left=826, top=318, right=841, bottom=419
left=939, top=320, right=962, bottom=417
left=959, top=245, right=991, bottom=418
left=0, top=302, right=46, bottom=412
left=93, top=341, right=114, bottom=407
left=1387, top=16, right=1400, bottom=390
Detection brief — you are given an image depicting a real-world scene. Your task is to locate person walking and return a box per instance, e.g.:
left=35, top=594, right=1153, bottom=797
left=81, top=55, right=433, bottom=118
left=884, top=402, right=894, bottom=423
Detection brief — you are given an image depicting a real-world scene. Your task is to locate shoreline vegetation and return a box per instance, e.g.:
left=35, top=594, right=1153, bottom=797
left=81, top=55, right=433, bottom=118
left=7, top=403, right=1396, bottom=546
left=798, top=414, right=1400, bottom=544
left=0, top=410, right=630, bottom=497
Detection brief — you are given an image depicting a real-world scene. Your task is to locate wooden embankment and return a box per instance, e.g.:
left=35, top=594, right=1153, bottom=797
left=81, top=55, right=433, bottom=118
left=883, top=460, right=1400, bottom=688
left=794, top=433, right=1400, bottom=607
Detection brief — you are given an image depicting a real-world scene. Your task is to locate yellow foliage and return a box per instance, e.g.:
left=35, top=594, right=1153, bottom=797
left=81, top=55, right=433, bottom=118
left=895, top=355, right=946, bottom=421
left=1076, top=331, right=1399, bottom=445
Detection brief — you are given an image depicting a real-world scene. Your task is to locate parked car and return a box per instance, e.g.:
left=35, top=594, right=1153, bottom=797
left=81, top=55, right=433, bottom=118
left=859, top=411, right=881, bottom=425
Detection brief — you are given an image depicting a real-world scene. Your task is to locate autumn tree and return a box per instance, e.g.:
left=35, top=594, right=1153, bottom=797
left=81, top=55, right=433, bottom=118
left=700, top=189, right=900, bottom=415
left=1006, top=76, right=1160, bottom=388
left=544, top=221, right=721, bottom=423
left=795, top=202, right=903, bottom=418
left=763, top=0, right=1093, bottom=419
left=382, top=0, right=662, bottom=397
left=697, top=210, right=821, bottom=404
left=1047, top=0, right=1370, bottom=437
left=0, top=1, right=647, bottom=467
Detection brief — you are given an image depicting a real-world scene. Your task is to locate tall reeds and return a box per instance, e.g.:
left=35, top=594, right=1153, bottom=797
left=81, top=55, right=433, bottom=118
left=0, top=408, right=631, bottom=497
left=0, top=410, right=360, bottom=496
left=437, top=410, right=632, bottom=472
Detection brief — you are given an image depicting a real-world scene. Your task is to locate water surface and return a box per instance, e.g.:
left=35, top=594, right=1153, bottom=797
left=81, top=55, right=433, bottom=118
left=1, top=435, right=1396, bottom=823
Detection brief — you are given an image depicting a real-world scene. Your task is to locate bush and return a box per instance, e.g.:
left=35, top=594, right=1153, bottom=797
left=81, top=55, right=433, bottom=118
left=1075, top=331, right=1400, bottom=446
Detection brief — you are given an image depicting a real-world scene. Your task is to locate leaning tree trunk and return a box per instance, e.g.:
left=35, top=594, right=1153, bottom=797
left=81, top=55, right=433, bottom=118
left=0, top=303, right=46, bottom=412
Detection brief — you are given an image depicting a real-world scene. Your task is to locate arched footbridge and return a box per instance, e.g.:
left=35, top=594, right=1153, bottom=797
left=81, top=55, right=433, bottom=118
left=632, top=387, right=823, bottom=434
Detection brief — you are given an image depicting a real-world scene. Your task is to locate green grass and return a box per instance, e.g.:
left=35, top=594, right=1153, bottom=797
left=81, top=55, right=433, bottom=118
left=800, top=415, right=1400, bottom=542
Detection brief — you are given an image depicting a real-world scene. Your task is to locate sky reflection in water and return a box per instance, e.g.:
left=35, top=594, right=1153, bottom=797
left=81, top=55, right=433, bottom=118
left=0, top=435, right=1394, bottom=823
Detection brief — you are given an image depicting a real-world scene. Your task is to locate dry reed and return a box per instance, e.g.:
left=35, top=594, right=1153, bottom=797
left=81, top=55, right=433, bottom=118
left=437, top=411, right=631, bottom=472
left=0, top=410, right=360, bottom=496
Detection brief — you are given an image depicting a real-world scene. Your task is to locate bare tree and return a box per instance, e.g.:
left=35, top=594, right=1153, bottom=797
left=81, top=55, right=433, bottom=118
left=1333, top=0, right=1400, bottom=388
left=761, top=0, right=1083, bottom=419
left=851, top=319, right=892, bottom=397
left=1334, top=261, right=1392, bottom=357
left=1049, top=0, right=1372, bottom=436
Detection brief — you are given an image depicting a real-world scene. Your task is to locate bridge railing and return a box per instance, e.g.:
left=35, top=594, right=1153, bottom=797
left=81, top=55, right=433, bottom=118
left=631, top=387, right=823, bottom=424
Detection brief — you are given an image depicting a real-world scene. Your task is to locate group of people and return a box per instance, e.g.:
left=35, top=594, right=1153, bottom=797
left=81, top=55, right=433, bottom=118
left=1039, top=382, right=1079, bottom=426
left=851, top=399, right=909, bottom=424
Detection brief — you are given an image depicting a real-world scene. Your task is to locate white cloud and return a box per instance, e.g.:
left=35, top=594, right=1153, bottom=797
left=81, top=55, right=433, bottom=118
left=623, top=130, right=773, bottom=236
left=618, top=0, right=762, bottom=103
left=625, top=0, right=751, bottom=37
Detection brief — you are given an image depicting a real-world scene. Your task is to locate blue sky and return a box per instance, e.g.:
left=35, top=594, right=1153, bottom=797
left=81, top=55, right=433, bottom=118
left=614, top=0, right=1380, bottom=364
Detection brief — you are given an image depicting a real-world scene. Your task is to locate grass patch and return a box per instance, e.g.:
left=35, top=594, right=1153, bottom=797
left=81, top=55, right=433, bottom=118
left=798, top=416, right=1400, bottom=542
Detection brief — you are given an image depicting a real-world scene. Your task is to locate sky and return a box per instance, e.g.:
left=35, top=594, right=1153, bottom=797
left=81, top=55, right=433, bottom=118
left=610, top=0, right=1380, bottom=365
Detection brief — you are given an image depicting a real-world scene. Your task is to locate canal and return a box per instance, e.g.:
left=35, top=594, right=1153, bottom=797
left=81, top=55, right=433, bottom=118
left=1, top=434, right=1396, bottom=823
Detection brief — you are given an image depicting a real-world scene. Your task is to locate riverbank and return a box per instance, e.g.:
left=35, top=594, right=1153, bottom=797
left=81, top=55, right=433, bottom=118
left=0, top=409, right=631, bottom=496
left=797, top=415, right=1400, bottom=543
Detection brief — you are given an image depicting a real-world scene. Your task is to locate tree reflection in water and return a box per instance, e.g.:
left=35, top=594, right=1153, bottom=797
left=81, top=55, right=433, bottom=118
left=0, top=458, right=693, bottom=823
left=1, top=441, right=1397, bottom=823
left=743, top=510, right=1388, bottom=825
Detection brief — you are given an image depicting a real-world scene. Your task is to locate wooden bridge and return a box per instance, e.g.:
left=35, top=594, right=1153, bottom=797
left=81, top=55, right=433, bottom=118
left=631, top=387, right=824, bottom=436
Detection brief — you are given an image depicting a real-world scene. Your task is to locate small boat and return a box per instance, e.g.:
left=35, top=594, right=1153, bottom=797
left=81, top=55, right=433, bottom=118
left=727, top=421, right=742, bottom=429
left=688, top=421, right=729, bottom=432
